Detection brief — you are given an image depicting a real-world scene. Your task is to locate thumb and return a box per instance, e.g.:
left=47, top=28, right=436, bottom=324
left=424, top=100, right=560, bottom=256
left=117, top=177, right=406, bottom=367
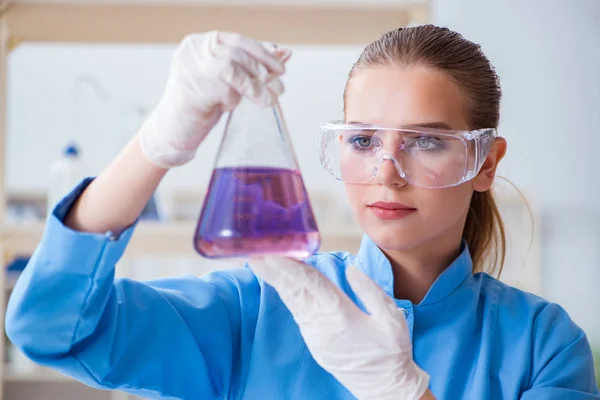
left=346, top=266, right=397, bottom=319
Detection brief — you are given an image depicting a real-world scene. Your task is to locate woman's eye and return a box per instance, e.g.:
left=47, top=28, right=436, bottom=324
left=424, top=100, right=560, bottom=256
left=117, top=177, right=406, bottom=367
left=355, top=137, right=372, bottom=147
left=348, top=135, right=378, bottom=149
left=412, top=136, right=441, bottom=150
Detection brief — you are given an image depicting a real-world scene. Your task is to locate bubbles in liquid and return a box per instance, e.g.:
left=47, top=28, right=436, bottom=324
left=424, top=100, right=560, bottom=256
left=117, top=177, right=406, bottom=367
left=194, top=166, right=321, bottom=259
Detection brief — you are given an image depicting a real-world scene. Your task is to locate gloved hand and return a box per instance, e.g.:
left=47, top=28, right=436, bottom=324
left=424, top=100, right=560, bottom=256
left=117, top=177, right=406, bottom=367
left=249, top=256, right=431, bottom=400
left=139, top=31, right=291, bottom=168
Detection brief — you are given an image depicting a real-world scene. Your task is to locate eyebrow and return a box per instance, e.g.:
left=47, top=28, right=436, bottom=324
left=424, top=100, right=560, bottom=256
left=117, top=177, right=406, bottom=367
left=413, top=122, right=454, bottom=130
left=346, top=121, right=454, bottom=130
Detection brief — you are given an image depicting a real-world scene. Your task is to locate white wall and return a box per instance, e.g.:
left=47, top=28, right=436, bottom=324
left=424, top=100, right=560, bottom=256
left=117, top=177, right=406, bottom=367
left=433, top=0, right=600, bottom=345
left=433, top=0, right=600, bottom=211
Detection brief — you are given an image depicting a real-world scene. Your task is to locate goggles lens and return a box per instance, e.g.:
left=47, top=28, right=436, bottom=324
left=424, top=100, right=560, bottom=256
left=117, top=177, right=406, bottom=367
left=319, top=124, right=497, bottom=188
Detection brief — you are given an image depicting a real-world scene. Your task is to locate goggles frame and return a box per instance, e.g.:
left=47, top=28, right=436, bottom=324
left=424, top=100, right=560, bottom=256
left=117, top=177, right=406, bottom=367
left=318, top=122, right=499, bottom=188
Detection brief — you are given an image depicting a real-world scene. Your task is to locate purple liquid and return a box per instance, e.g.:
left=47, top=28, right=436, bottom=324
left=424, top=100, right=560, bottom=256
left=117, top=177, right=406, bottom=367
left=194, top=166, right=321, bottom=258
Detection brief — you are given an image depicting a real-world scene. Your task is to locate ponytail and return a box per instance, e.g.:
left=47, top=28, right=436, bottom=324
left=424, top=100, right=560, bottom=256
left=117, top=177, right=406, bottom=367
left=463, top=190, right=506, bottom=277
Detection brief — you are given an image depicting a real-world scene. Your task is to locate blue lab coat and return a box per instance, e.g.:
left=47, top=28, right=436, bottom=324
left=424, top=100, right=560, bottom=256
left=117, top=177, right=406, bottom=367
left=5, top=178, right=600, bottom=399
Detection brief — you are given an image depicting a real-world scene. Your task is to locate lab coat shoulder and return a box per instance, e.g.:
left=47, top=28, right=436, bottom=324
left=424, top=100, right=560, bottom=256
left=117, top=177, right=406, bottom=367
left=522, top=300, right=600, bottom=397
left=477, top=274, right=600, bottom=398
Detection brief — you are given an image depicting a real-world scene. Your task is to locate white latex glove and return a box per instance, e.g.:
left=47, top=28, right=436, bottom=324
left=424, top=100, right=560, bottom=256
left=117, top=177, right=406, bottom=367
left=249, top=256, right=431, bottom=400
left=139, top=31, right=291, bottom=168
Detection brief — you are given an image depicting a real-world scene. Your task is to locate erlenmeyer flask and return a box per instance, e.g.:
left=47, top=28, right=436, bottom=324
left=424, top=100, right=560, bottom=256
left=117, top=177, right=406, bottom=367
left=194, top=97, right=321, bottom=259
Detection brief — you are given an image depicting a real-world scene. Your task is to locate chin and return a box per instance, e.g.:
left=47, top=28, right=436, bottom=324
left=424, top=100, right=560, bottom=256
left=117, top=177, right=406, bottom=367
left=367, top=229, right=425, bottom=252
left=359, top=214, right=428, bottom=252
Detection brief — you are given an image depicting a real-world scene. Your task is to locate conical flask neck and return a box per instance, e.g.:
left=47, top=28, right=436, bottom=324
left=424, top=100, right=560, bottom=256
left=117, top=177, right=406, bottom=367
left=215, top=98, right=298, bottom=170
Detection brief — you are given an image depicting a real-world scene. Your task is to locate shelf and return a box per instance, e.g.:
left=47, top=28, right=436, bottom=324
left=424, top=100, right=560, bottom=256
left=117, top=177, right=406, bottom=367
left=0, top=221, right=364, bottom=258
left=0, top=1, right=428, bottom=48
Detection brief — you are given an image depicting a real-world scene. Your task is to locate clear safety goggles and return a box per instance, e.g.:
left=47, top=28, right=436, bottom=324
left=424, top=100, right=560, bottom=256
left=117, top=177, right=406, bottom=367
left=318, top=122, right=498, bottom=189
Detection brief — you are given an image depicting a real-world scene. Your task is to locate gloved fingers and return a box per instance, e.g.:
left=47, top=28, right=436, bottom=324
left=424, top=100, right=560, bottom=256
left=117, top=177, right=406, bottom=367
left=221, top=45, right=285, bottom=104
left=215, top=59, right=277, bottom=106
left=249, top=256, right=358, bottom=318
left=217, top=31, right=286, bottom=75
left=346, top=266, right=399, bottom=320
left=213, top=45, right=270, bottom=82
left=209, top=32, right=287, bottom=107
left=240, top=77, right=280, bottom=107
left=251, top=76, right=285, bottom=107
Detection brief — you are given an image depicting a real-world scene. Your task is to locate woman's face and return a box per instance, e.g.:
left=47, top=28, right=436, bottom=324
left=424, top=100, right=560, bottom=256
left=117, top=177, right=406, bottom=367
left=344, top=65, right=505, bottom=259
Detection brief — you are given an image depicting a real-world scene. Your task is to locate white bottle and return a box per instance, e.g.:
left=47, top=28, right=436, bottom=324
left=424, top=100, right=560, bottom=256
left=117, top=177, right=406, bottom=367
left=47, top=143, right=84, bottom=217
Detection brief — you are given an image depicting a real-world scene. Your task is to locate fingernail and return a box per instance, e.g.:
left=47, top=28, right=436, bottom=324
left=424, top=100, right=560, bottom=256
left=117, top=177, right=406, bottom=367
left=276, top=48, right=292, bottom=63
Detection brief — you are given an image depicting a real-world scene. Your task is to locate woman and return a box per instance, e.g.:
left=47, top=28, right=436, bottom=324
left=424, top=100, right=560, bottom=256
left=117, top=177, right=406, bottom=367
left=6, top=26, right=599, bottom=399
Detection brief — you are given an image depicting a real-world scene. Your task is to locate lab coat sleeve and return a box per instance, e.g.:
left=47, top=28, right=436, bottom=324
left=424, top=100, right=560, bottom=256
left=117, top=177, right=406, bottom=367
left=520, top=303, right=600, bottom=399
left=5, top=178, right=259, bottom=399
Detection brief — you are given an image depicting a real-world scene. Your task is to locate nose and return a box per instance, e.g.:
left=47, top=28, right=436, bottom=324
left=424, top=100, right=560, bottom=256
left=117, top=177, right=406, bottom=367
left=374, top=155, right=408, bottom=188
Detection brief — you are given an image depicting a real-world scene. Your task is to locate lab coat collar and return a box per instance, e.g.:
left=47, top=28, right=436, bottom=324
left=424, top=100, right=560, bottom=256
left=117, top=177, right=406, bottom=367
left=355, top=235, right=473, bottom=306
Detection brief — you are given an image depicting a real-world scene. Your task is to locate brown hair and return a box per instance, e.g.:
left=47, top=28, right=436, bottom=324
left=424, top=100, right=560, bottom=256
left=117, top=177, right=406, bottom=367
left=344, top=25, right=506, bottom=277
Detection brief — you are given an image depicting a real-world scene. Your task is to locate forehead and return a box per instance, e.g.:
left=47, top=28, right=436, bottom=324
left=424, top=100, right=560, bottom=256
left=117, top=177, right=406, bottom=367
left=344, top=65, right=470, bottom=131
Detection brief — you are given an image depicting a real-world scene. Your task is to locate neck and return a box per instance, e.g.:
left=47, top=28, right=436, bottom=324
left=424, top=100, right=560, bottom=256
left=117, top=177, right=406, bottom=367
left=383, top=237, right=463, bottom=304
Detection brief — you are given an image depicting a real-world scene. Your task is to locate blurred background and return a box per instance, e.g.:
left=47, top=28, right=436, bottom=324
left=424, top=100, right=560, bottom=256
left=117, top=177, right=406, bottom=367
left=0, top=0, right=598, bottom=398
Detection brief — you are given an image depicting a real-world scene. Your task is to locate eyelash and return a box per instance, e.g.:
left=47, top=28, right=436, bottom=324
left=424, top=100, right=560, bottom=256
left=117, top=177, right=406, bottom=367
left=405, top=137, right=445, bottom=151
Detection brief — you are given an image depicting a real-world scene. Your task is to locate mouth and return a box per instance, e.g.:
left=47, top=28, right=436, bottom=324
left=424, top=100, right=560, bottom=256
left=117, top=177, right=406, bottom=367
left=366, top=201, right=417, bottom=220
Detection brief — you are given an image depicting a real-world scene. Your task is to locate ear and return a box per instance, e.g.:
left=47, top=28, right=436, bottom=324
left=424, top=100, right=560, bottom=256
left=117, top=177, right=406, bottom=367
left=472, top=138, right=507, bottom=192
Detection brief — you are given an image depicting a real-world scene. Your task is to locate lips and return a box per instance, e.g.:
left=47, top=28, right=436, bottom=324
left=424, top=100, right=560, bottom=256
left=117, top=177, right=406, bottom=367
left=367, top=201, right=416, bottom=220
left=367, top=201, right=416, bottom=210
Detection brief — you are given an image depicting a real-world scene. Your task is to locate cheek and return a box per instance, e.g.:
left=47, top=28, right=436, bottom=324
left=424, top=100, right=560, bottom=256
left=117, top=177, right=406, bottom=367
left=343, top=183, right=373, bottom=226
left=416, top=185, right=473, bottom=227
left=344, top=184, right=365, bottom=212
